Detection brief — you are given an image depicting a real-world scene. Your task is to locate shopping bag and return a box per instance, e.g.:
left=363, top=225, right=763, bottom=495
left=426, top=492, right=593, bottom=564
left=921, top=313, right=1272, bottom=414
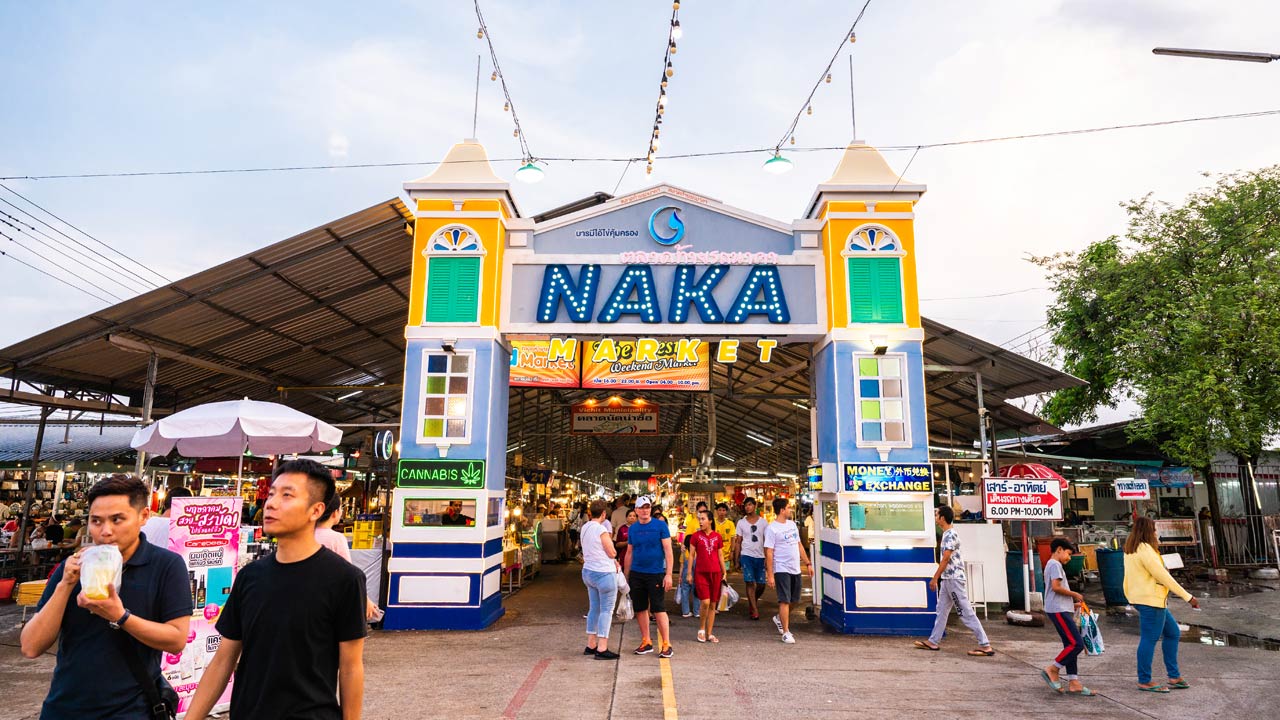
left=717, top=591, right=730, bottom=612
left=615, top=591, right=634, bottom=621
left=615, top=570, right=630, bottom=596
left=674, top=582, right=686, bottom=607
left=1077, top=602, right=1104, bottom=656
left=723, top=582, right=740, bottom=608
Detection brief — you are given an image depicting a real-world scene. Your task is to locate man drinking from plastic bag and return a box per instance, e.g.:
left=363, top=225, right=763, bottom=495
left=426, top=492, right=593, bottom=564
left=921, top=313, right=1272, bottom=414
left=21, top=475, right=192, bottom=719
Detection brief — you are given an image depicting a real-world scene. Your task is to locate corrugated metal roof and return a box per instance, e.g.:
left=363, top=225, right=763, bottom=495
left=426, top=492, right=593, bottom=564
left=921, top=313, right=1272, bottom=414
left=0, top=423, right=138, bottom=462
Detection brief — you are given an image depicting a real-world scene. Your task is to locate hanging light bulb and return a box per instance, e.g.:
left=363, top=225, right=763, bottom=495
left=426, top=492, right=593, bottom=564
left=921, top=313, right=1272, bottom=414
left=491, top=70, right=498, bottom=81
left=666, top=61, right=674, bottom=78
left=658, top=92, right=668, bottom=107
left=651, top=137, right=660, bottom=149
left=849, top=31, right=857, bottom=43
left=673, top=1, right=680, bottom=9
left=654, top=126, right=660, bottom=137
left=661, top=74, right=668, bottom=89
left=790, top=135, right=796, bottom=145
left=669, top=42, right=677, bottom=55
left=513, top=128, right=519, bottom=138
left=515, top=159, right=545, bottom=184
left=477, top=28, right=485, bottom=39
left=806, top=105, right=813, bottom=116
left=658, top=104, right=665, bottom=115
left=825, top=72, right=832, bottom=84
left=503, top=101, right=510, bottom=112
left=672, top=20, right=682, bottom=39
left=646, top=163, right=654, bottom=174
left=762, top=152, right=794, bottom=175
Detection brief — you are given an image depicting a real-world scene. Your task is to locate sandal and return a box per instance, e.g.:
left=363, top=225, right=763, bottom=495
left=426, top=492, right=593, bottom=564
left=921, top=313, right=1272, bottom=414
left=967, top=648, right=996, bottom=656
left=913, top=640, right=940, bottom=651
left=709, top=634, right=719, bottom=643
left=696, top=630, right=706, bottom=643
left=1067, top=687, right=1095, bottom=696
left=1168, top=679, right=1191, bottom=689
left=1039, top=670, right=1063, bottom=693
left=1138, top=684, right=1170, bottom=693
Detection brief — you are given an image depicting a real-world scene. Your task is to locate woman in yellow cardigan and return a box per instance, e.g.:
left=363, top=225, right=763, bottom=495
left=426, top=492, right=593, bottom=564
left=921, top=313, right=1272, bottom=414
left=1123, top=517, right=1200, bottom=693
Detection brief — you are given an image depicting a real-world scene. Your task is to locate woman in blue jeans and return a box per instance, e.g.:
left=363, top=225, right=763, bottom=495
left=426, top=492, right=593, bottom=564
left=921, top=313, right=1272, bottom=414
left=580, top=500, right=621, bottom=659
left=679, top=533, right=700, bottom=618
left=1123, top=517, right=1200, bottom=692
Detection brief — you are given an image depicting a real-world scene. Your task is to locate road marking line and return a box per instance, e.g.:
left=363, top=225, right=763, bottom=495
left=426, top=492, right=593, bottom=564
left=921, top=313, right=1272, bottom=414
left=660, top=656, right=678, bottom=720
left=502, top=657, right=551, bottom=719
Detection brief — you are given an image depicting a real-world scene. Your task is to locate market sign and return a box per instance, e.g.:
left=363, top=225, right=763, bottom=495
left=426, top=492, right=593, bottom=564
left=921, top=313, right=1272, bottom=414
left=1136, top=466, right=1194, bottom=489
left=509, top=338, right=580, bottom=388
left=982, top=476, right=1063, bottom=520
left=581, top=338, right=710, bottom=391
left=397, top=459, right=486, bottom=489
left=843, top=463, right=933, bottom=493
left=571, top=400, right=659, bottom=435
left=1114, top=478, right=1151, bottom=501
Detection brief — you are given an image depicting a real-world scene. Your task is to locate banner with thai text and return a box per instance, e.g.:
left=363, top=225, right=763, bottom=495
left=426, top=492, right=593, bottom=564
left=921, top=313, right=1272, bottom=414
left=509, top=338, right=580, bottom=388
left=581, top=338, right=710, bottom=391
left=165, top=496, right=241, bottom=716
left=571, top=400, right=660, bottom=434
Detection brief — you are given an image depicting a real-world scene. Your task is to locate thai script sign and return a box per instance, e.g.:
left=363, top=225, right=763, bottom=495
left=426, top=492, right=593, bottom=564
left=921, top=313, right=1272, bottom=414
left=1114, top=478, right=1151, bottom=501
left=509, top=338, right=580, bottom=388
left=571, top=399, right=659, bottom=434
left=983, top=477, right=1063, bottom=520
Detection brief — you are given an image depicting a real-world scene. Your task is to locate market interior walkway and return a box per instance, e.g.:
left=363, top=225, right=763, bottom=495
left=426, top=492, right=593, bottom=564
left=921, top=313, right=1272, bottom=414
left=2, top=562, right=1276, bottom=719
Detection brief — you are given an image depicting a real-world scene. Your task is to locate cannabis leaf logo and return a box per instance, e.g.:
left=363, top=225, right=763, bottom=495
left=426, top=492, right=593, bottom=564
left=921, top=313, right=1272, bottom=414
left=460, top=462, right=483, bottom=486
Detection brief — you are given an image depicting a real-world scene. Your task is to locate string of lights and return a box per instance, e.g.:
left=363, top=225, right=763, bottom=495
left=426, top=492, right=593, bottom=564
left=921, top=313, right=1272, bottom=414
left=4, top=108, right=1280, bottom=181
left=644, top=1, right=682, bottom=175
left=474, top=0, right=543, bottom=183
left=764, top=0, right=874, bottom=174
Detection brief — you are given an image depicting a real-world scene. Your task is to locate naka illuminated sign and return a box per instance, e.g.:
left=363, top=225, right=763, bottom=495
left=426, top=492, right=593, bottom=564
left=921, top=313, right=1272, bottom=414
left=536, top=264, right=791, bottom=324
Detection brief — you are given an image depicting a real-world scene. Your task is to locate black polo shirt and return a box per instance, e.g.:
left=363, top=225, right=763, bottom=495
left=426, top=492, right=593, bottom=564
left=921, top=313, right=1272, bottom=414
left=36, top=535, right=192, bottom=719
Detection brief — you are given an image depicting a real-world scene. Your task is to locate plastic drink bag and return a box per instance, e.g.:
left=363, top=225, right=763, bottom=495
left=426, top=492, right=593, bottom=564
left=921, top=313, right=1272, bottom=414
left=80, top=544, right=123, bottom=600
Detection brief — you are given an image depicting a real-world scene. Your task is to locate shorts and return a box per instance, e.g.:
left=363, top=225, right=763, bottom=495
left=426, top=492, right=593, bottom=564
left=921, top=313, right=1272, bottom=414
left=775, top=572, right=803, bottom=604
left=740, top=555, right=765, bottom=584
left=694, top=571, right=724, bottom=604
left=629, top=571, right=667, bottom=615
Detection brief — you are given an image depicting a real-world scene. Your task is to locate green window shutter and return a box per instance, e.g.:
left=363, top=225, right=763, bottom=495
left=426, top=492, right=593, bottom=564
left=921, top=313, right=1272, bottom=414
left=425, top=256, right=481, bottom=323
left=847, top=256, right=904, bottom=323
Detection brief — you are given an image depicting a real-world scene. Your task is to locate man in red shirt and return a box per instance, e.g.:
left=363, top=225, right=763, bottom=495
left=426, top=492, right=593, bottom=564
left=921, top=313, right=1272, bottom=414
left=690, top=509, right=726, bottom=643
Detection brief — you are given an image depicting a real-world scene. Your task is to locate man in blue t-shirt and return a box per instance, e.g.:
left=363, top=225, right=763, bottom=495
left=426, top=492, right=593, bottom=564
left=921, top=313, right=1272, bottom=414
left=21, top=475, right=192, bottom=719
left=622, top=496, right=674, bottom=658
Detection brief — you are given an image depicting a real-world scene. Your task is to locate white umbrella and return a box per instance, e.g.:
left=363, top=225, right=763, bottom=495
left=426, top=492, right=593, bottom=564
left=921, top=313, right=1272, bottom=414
left=131, top=399, right=344, bottom=470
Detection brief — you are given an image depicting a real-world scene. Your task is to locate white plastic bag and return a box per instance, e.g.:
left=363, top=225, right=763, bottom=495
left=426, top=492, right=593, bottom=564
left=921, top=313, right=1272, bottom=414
left=724, top=582, right=740, bottom=607
left=615, top=591, right=634, bottom=621
left=80, top=544, right=123, bottom=600
left=615, top=570, right=630, bottom=595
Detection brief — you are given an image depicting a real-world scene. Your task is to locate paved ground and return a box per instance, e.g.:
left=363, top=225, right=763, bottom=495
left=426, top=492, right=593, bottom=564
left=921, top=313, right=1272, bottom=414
left=2, top=562, right=1277, bottom=719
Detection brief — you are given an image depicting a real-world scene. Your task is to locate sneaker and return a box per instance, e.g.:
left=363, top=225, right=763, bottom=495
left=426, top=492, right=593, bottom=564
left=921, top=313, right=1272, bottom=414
left=782, top=632, right=796, bottom=644
left=681, top=612, right=692, bottom=618
left=659, top=644, right=674, bottom=658
left=583, top=646, right=597, bottom=656
left=594, top=650, right=620, bottom=660
left=633, top=642, right=654, bottom=655
left=772, top=615, right=785, bottom=634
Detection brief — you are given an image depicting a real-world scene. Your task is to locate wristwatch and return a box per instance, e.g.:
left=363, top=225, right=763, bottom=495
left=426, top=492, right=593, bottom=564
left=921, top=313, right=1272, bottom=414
left=108, top=609, right=131, bottom=630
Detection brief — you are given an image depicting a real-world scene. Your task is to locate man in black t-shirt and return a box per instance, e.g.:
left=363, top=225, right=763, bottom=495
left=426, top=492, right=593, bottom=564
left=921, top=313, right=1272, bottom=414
left=20, top=476, right=192, bottom=719
left=186, top=459, right=367, bottom=720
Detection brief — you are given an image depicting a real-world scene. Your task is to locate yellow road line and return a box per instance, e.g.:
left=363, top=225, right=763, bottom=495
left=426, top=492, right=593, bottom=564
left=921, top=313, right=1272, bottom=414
left=659, top=656, right=678, bottom=720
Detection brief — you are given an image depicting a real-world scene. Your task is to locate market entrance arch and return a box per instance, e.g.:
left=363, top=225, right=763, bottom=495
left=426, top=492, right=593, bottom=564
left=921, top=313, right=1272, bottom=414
left=384, top=139, right=938, bottom=635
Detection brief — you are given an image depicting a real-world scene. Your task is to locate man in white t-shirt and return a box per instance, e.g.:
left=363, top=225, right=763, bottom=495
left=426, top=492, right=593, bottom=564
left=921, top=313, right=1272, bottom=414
left=764, top=497, right=810, bottom=644
left=609, top=495, right=630, bottom=533
left=732, top=497, right=768, bottom=621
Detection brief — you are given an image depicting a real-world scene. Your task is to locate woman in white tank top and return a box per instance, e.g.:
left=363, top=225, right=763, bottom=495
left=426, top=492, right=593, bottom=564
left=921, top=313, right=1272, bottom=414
left=580, top=499, right=621, bottom=659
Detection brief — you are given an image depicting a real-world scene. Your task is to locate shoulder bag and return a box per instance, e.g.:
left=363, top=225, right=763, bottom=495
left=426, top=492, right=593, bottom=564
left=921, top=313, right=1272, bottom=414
left=115, top=630, right=179, bottom=720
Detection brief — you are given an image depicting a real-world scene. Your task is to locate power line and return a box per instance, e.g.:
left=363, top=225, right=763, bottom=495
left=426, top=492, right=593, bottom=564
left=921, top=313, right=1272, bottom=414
left=921, top=287, right=1046, bottom=301
left=0, top=228, right=124, bottom=301
left=4, top=108, right=1280, bottom=181
left=474, top=0, right=534, bottom=162
left=773, top=0, right=873, bottom=152
left=0, top=206, right=157, bottom=294
left=0, top=234, right=116, bottom=304
left=0, top=184, right=171, bottom=285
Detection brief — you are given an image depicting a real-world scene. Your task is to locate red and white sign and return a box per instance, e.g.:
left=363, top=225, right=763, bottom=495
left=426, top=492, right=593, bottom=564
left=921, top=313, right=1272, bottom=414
left=982, top=476, right=1062, bottom=520
left=1114, top=478, right=1151, bottom=501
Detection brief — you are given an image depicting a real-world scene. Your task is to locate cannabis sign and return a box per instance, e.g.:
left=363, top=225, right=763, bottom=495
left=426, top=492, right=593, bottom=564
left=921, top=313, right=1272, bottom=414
left=397, top=459, right=486, bottom=489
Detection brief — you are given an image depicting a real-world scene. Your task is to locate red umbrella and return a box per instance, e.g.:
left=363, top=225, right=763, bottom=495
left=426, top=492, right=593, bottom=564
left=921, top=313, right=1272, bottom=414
left=998, top=462, right=1068, bottom=491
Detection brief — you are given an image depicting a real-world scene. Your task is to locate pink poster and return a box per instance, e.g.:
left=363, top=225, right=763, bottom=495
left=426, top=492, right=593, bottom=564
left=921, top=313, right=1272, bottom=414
left=165, top=496, right=242, bottom=715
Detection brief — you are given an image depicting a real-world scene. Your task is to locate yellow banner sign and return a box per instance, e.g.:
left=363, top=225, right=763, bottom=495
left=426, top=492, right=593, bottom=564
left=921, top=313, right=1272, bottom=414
left=510, top=339, right=580, bottom=388
left=582, top=338, right=710, bottom=391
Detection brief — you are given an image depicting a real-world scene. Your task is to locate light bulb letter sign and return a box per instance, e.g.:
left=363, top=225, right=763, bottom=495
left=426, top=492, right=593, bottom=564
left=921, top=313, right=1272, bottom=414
left=537, top=264, right=600, bottom=323
left=668, top=264, right=727, bottom=322
left=598, top=265, right=662, bottom=323
left=726, top=266, right=791, bottom=323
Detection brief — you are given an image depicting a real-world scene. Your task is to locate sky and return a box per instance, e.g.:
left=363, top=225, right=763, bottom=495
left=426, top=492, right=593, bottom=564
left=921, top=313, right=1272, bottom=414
left=3, top=0, right=1280, bottom=425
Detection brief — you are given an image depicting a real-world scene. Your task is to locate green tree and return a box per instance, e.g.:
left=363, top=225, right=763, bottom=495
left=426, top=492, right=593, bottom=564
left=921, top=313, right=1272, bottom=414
left=1035, top=167, right=1280, bottom=560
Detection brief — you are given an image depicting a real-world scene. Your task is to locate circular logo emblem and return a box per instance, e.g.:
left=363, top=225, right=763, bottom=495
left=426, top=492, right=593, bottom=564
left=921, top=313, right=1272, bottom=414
left=647, top=206, right=685, bottom=246
left=374, top=430, right=395, bottom=460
